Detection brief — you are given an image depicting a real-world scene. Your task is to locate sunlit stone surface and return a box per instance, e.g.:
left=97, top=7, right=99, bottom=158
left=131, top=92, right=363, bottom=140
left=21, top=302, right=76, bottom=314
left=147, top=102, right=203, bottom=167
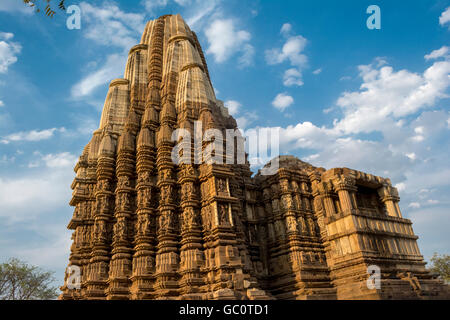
left=60, top=14, right=449, bottom=300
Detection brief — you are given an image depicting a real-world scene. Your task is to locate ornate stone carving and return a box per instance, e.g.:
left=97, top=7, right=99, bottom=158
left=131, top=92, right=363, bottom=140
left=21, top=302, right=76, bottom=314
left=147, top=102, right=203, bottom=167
left=62, top=15, right=448, bottom=301
left=218, top=203, right=230, bottom=226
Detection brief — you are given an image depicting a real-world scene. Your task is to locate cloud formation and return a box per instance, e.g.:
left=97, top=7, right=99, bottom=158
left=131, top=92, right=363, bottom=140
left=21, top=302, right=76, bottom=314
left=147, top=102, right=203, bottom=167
left=0, top=152, right=76, bottom=223
left=439, top=7, right=450, bottom=27
left=266, top=23, right=308, bottom=87
left=71, top=54, right=127, bottom=99
left=334, top=58, right=450, bottom=135
left=1, top=127, right=66, bottom=144
left=0, top=0, right=34, bottom=15
left=249, top=50, right=450, bottom=217
left=205, top=18, right=254, bottom=67
left=272, top=93, right=294, bottom=111
left=0, top=32, right=21, bottom=73
left=424, top=46, right=449, bottom=60
left=224, top=100, right=241, bottom=116
left=71, top=2, right=147, bottom=99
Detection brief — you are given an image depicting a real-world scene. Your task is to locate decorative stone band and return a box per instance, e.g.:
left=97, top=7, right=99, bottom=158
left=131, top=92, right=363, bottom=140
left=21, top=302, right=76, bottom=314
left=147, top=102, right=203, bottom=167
left=333, top=176, right=357, bottom=193
left=380, top=195, right=400, bottom=203
left=180, top=63, right=205, bottom=73
left=110, top=78, right=130, bottom=88
left=129, top=44, right=148, bottom=55
left=168, top=34, right=196, bottom=48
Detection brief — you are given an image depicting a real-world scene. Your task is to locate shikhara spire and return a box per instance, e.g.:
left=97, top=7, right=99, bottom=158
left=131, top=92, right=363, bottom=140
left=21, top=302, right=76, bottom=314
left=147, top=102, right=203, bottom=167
left=61, top=14, right=448, bottom=300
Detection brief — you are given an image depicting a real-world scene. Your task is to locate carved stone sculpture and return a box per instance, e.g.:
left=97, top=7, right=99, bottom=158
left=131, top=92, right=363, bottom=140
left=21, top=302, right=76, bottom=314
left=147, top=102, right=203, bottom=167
left=61, top=14, right=449, bottom=301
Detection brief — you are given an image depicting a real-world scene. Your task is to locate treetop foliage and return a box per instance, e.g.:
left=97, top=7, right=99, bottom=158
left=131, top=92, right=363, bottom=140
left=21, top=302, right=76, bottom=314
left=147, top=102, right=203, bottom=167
left=0, top=258, right=59, bottom=300
left=22, top=0, right=66, bottom=18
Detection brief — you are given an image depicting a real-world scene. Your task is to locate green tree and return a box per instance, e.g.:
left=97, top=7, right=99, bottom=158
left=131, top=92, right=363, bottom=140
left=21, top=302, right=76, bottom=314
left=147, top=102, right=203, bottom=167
left=0, top=258, right=59, bottom=300
left=429, top=253, right=450, bottom=283
left=22, top=0, right=66, bottom=17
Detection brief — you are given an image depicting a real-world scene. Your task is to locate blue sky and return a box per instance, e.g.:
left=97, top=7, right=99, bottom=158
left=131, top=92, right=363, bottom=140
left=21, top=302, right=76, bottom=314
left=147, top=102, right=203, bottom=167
left=0, top=0, right=449, bottom=287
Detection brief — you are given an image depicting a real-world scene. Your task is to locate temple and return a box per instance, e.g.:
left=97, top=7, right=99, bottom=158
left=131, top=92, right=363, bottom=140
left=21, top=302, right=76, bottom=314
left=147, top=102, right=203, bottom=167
left=60, top=14, right=449, bottom=300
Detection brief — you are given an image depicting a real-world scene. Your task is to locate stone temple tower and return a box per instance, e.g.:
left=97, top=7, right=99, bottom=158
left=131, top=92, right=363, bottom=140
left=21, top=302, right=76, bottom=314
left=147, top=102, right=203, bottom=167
left=60, top=14, right=449, bottom=300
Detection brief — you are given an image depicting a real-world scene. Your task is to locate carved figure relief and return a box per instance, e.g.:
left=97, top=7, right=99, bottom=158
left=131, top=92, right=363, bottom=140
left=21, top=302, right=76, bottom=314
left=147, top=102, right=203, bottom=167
left=201, top=206, right=213, bottom=230
left=216, top=178, right=227, bottom=194
left=219, top=204, right=230, bottom=226
left=286, top=216, right=298, bottom=233
left=159, top=212, right=172, bottom=233
left=160, top=185, right=172, bottom=203
left=137, top=214, right=150, bottom=236
left=114, top=219, right=127, bottom=240
left=62, top=15, right=447, bottom=301
left=138, top=171, right=151, bottom=184
left=118, top=176, right=130, bottom=188
left=181, top=182, right=194, bottom=200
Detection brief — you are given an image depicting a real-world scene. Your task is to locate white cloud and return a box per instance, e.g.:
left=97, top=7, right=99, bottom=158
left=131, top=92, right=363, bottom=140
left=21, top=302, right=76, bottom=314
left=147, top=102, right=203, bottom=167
left=42, top=152, right=78, bottom=168
left=283, top=68, right=303, bottom=86
left=0, top=32, right=21, bottom=73
left=424, top=46, right=449, bottom=60
left=409, top=202, right=421, bottom=209
left=1, top=127, right=66, bottom=144
left=0, top=164, right=75, bottom=223
left=10, top=225, right=72, bottom=278
left=238, top=44, right=255, bottom=68
left=29, top=151, right=77, bottom=169
left=439, top=7, right=450, bottom=27
left=175, top=0, right=192, bottom=5
left=0, top=0, right=34, bottom=15
left=224, top=100, right=241, bottom=116
left=205, top=18, right=254, bottom=67
left=280, top=23, right=292, bottom=36
left=395, top=182, right=406, bottom=192
left=141, top=0, right=169, bottom=16
left=405, top=152, right=416, bottom=160
left=71, top=53, right=127, bottom=99
left=70, top=2, right=147, bottom=99
left=334, top=57, right=450, bottom=134
left=0, top=150, right=76, bottom=285
left=266, top=35, right=307, bottom=67
left=0, top=100, right=4, bottom=107
left=266, top=24, right=308, bottom=87
left=185, top=0, right=220, bottom=29
left=236, top=111, right=258, bottom=130
left=79, top=2, right=146, bottom=50
left=313, top=68, right=322, bottom=75
left=272, top=93, right=294, bottom=111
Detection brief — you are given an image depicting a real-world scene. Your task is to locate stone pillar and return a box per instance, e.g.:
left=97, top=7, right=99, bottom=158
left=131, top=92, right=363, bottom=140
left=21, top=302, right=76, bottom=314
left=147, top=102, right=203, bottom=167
left=378, top=185, right=401, bottom=218
left=129, top=15, right=162, bottom=297
left=85, top=133, right=116, bottom=299
left=130, top=125, right=157, bottom=299
left=178, top=164, right=204, bottom=298
left=154, top=102, right=179, bottom=297
left=107, top=128, right=137, bottom=299
left=334, top=175, right=357, bottom=214
left=317, top=181, right=336, bottom=217
left=309, top=172, right=327, bottom=239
